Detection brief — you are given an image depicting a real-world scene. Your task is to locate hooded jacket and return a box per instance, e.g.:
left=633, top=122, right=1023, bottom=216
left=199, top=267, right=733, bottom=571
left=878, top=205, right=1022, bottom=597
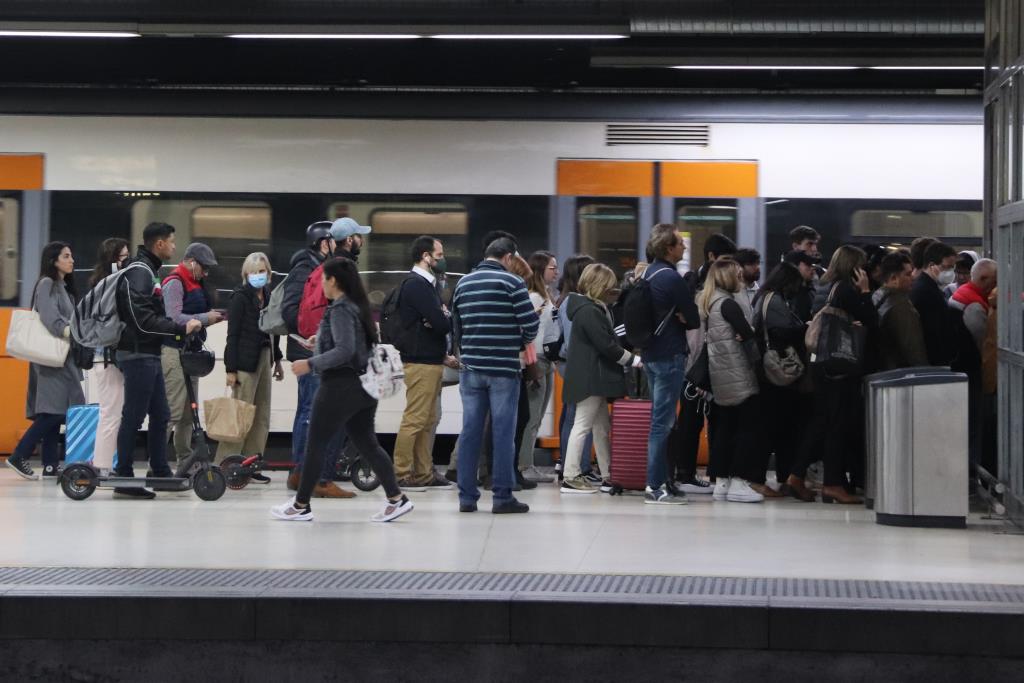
left=872, top=286, right=928, bottom=370
left=282, top=247, right=326, bottom=362
left=115, top=247, right=186, bottom=356
left=562, top=294, right=637, bottom=405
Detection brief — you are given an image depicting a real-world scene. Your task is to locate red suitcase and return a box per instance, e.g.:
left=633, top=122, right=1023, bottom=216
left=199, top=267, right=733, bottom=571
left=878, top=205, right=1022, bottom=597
left=609, top=398, right=652, bottom=494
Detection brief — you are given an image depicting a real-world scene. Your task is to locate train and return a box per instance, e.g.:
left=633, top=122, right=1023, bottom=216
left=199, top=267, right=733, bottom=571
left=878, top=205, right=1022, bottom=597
left=0, top=106, right=983, bottom=454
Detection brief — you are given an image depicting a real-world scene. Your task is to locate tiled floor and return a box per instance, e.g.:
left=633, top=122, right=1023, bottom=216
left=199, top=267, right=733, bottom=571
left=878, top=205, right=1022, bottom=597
left=1, top=468, right=1021, bottom=585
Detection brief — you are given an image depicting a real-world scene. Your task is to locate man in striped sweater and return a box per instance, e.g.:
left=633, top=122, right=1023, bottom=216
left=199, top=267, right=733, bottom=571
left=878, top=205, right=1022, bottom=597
left=452, top=237, right=540, bottom=514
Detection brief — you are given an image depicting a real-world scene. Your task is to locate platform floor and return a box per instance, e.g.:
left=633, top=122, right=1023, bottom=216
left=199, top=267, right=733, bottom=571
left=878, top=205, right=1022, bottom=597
left=0, top=467, right=1020, bottom=585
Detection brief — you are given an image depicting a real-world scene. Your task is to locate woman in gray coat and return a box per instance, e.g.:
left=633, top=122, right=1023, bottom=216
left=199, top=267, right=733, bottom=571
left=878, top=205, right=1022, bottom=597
left=6, top=242, right=86, bottom=480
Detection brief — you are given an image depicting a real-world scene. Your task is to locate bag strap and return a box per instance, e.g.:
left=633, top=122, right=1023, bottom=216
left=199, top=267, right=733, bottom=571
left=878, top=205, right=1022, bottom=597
left=761, top=292, right=774, bottom=347
left=647, top=263, right=679, bottom=336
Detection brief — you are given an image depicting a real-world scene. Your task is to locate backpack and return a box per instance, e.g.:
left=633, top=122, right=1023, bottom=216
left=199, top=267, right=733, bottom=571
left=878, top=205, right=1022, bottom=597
left=258, top=272, right=290, bottom=335
left=360, top=343, right=406, bottom=400
left=622, top=265, right=677, bottom=349
left=297, top=263, right=329, bottom=338
left=378, top=276, right=418, bottom=351
left=70, top=262, right=148, bottom=349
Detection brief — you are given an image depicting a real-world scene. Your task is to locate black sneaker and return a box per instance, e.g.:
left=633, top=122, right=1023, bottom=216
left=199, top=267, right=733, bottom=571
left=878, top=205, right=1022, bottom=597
left=6, top=455, right=38, bottom=481
left=444, top=469, right=458, bottom=483
left=425, top=474, right=454, bottom=489
left=515, top=472, right=537, bottom=490
left=42, top=464, right=61, bottom=478
left=492, top=499, right=529, bottom=514
left=113, top=487, right=156, bottom=499
left=459, top=502, right=478, bottom=513
left=582, top=471, right=603, bottom=485
left=250, top=472, right=272, bottom=484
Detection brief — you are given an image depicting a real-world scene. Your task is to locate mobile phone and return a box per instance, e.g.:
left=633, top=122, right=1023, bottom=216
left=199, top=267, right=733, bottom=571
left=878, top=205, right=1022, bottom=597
left=289, top=334, right=311, bottom=345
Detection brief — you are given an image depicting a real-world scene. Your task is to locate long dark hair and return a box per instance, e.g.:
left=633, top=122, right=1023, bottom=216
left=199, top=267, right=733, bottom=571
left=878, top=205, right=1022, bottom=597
left=89, top=237, right=129, bottom=288
left=761, top=262, right=804, bottom=300
left=38, top=241, right=76, bottom=301
left=526, top=250, right=554, bottom=302
left=322, top=257, right=376, bottom=348
left=557, top=254, right=595, bottom=306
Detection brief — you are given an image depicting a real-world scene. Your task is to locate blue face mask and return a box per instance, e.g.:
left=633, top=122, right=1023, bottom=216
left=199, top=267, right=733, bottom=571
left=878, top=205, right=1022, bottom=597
left=248, top=273, right=268, bottom=289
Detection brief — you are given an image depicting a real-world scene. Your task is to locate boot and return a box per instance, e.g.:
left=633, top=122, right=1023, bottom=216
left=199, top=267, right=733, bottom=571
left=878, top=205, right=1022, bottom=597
left=821, top=485, right=862, bottom=505
left=784, top=475, right=816, bottom=503
left=313, top=481, right=356, bottom=499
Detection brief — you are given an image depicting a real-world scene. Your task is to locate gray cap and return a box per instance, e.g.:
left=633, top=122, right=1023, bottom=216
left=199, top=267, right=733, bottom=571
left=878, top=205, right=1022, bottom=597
left=330, top=217, right=372, bottom=241
left=184, top=242, right=218, bottom=267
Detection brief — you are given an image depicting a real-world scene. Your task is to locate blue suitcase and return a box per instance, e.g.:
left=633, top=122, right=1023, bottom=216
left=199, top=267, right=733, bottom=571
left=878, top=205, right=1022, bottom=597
left=65, top=404, right=100, bottom=465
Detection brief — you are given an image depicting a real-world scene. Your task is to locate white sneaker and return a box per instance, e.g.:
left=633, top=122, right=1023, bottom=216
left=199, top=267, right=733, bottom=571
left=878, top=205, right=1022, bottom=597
left=371, top=495, right=415, bottom=522
left=712, top=478, right=730, bottom=501
left=270, top=498, right=313, bottom=521
left=726, top=478, right=765, bottom=503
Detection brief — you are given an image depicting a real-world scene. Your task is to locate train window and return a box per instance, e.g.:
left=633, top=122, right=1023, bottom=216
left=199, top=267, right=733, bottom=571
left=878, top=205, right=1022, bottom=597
left=577, top=201, right=637, bottom=279
left=0, top=199, right=19, bottom=303
left=676, top=200, right=738, bottom=273
left=850, top=210, right=984, bottom=239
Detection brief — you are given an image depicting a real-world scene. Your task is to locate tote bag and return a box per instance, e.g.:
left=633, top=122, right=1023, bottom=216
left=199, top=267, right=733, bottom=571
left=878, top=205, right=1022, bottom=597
left=203, top=392, right=256, bottom=443
left=6, top=309, right=70, bottom=368
left=805, top=285, right=865, bottom=377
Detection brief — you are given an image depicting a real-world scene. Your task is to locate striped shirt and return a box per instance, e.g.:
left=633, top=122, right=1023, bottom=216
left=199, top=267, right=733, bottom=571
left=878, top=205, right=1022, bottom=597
left=453, top=259, right=540, bottom=376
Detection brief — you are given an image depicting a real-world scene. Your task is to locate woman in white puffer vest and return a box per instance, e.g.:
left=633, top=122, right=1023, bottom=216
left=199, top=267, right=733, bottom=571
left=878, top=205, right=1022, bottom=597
left=698, top=259, right=764, bottom=503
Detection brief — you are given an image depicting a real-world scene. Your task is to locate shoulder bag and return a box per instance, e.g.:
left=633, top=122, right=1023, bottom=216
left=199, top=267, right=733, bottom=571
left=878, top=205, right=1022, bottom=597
left=805, top=284, right=866, bottom=377
left=760, top=292, right=804, bottom=387
left=6, top=282, right=71, bottom=368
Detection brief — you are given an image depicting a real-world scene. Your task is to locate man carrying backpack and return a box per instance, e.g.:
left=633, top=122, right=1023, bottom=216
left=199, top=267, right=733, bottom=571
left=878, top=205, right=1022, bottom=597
left=114, top=222, right=202, bottom=498
left=389, top=235, right=453, bottom=491
left=280, top=221, right=352, bottom=498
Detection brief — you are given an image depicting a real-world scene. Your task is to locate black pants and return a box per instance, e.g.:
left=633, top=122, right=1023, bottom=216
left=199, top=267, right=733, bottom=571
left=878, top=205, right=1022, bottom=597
left=512, top=373, right=530, bottom=471
left=116, top=355, right=172, bottom=477
left=668, top=390, right=705, bottom=480
left=708, top=395, right=761, bottom=482
left=296, top=370, right=400, bottom=506
left=758, top=382, right=806, bottom=484
left=793, top=367, right=863, bottom=487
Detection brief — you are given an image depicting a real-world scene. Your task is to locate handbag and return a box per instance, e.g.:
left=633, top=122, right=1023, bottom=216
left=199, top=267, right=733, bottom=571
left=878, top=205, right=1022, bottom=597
left=71, top=340, right=95, bottom=370
left=203, top=390, right=257, bottom=443
left=805, top=285, right=866, bottom=377
left=5, top=284, right=71, bottom=368
left=760, top=293, right=804, bottom=387
left=684, top=325, right=711, bottom=393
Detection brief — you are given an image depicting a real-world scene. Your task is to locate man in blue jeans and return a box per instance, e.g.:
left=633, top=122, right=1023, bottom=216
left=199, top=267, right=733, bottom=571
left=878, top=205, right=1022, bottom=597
left=452, top=237, right=539, bottom=513
left=640, top=224, right=700, bottom=505
left=113, top=222, right=202, bottom=498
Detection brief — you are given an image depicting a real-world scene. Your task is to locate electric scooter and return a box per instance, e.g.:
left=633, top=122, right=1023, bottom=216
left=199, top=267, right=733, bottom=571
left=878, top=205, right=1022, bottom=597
left=221, top=441, right=379, bottom=491
left=59, top=343, right=227, bottom=501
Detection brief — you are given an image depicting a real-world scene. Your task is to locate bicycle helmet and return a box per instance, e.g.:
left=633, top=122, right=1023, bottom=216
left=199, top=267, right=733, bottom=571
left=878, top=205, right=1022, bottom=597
left=306, top=221, right=333, bottom=249
left=181, top=348, right=216, bottom=378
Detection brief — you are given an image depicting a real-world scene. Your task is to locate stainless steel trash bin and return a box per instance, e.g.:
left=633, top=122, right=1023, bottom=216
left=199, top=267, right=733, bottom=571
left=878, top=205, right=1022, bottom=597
left=864, top=368, right=968, bottom=529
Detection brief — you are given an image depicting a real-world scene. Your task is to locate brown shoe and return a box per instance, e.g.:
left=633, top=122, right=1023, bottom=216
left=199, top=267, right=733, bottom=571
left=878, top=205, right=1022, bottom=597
left=784, top=475, right=816, bottom=502
left=287, top=470, right=301, bottom=491
left=821, top=485, right=862, bottom=505
left=750, top=483, right=785, bottom=498
left=313, top=481, right=356, bottom=499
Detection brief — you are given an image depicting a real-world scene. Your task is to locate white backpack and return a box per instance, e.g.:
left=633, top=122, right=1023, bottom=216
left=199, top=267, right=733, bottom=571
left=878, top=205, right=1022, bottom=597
left=360, top=343, right=405, bottom=400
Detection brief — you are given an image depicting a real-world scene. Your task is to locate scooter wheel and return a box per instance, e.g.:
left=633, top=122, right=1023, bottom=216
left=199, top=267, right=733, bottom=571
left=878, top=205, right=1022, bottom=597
left=193, top=467, right=227, bottom=501
left=60, top=464, right=97, bottom=501
left=350, top=457, right=380, bottom=492
left=220, top=455, right=251, bottom=490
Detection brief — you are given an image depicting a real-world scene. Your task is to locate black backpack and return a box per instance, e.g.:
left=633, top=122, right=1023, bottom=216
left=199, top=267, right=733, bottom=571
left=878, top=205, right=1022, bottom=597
left=622, top=265, right=677, bottom=349
left=379, top=276, right=418, bottom=350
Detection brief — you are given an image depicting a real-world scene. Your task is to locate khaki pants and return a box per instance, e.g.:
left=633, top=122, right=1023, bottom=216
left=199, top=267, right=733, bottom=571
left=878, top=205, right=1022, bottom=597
left=393, top=362, right=444, bottom=484
left=215, top=347, right=273, bottom=462
left=564, top=395, right=611, bottom=481
left=161, top=346, right=199, bottom=464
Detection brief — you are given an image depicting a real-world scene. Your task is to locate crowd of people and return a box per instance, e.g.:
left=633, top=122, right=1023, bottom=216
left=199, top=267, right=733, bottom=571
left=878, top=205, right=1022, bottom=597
left=5, top=217, right=996, bottom=521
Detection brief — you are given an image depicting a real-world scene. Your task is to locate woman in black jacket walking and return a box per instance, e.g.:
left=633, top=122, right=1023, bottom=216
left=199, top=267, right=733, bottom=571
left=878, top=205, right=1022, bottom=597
left=216, top=252, right=283, bottom=478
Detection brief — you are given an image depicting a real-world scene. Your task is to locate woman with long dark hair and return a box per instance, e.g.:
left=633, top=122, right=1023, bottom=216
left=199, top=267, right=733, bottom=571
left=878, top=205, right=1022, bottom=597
left=6, top=242, right=85, bottom=479
left=272, top=257, right=413, bottom=522
left=88, top=237, right=130, bottom=474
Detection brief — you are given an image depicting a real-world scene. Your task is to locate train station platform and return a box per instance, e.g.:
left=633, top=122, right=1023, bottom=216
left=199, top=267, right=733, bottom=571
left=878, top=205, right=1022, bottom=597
left=1, top=468, right=1022, bottom=680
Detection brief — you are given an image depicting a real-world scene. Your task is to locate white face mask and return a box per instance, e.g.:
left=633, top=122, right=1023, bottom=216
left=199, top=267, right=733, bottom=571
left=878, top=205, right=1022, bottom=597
left=937, top=268, right=956, bottom=286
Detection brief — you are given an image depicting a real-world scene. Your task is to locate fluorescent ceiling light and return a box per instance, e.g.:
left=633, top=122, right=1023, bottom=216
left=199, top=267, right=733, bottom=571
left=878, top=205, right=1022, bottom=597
left=0, top=30, right=139, bottom=37
left=229, top=33, right=420, bottom=39
left=671, top=65, right=858, bottom=70
left=868, top=66, right=983, bottom=70
left=431, top=34, right=627, bottom=40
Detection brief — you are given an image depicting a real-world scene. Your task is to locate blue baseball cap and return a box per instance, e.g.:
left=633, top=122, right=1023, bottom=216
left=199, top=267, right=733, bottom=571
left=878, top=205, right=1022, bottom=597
left=330, top=217, right=372, bottom=240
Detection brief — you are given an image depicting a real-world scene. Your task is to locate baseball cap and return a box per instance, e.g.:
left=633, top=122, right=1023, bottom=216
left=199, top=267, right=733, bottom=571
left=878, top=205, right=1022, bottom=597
left=183, top=242, right=218, bottom=267
left=330, top=217, right=372, bottom=241
left=783, top=250, right=819, bottom=267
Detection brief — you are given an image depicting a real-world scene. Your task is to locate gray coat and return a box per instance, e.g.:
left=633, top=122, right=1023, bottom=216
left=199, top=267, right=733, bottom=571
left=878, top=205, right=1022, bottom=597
left=26, top=277, right=85, bottom=418
left=705, top=289, right=758, bottom=407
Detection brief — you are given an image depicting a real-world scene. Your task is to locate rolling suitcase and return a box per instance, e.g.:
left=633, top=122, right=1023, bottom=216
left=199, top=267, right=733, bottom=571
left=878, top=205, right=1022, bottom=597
left=64, top=403, right=99, bottom=465
left=608, top=398, right=652, bottom=494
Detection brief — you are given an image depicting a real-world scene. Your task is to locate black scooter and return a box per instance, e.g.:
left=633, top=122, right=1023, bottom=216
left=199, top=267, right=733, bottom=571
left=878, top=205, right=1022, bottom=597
left=59, top=344, right=227, bottom=501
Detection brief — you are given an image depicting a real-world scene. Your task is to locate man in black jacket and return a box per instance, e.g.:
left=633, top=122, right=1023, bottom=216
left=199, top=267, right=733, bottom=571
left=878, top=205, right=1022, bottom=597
left=114, top=222, right=202, bottom=498
left=910, top=241, right=958, bottom=366
left=393, top=236, right=454, bottom=490
left=280, top=221, right=352, bottom=498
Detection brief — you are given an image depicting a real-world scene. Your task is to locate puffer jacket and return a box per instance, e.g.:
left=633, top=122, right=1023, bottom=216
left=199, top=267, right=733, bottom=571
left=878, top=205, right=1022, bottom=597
left=705, top=289, right=758, bottom=407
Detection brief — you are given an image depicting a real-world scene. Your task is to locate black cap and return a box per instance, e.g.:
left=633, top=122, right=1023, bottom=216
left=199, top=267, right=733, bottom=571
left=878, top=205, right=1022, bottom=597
left=783, top=250, right=820, bottom=267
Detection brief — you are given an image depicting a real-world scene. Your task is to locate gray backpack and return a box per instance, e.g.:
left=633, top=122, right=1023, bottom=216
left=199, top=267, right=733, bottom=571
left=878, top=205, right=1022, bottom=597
left=70, top=261, right=148, bottom=349
left=258, top=272, right=291, bottom=336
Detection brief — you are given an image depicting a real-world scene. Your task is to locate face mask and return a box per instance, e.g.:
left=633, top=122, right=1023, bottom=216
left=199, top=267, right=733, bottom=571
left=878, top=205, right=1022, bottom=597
left=937, top=268, right=956, bottom=286
left=248, top=273, right=268, bottom=289
left=431, top=257, right=447, bottom=275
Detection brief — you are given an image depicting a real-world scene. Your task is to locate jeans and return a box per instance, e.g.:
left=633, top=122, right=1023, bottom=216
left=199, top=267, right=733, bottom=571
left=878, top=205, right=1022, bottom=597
left=292, top=372, right=342, bottom=482
left=13, top=413, right=63, bottom=470
left=115, top=355, right=173, bottom=477
left=457, top=369, right=521, bottom=506
left=644, top=354, right=686, bottom=489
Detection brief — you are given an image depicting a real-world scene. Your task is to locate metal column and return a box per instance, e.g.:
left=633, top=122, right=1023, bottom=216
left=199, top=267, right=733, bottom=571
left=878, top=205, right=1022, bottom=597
left=551, top=195, right=576, bottom=260
left=18, top=190, right=48, bottom=308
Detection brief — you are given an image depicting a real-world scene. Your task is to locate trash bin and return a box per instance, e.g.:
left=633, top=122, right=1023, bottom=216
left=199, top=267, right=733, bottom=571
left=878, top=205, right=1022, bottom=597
left=864, top=367, right=968, bottom=529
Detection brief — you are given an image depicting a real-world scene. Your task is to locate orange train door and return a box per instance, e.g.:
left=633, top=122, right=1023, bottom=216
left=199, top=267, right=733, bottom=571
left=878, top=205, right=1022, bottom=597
left=546, top=159, right=759, bottom=467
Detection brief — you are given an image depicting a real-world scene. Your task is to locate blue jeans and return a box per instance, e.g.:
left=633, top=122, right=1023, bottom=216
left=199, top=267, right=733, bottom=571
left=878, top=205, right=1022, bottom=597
left=458, top=369, right=521, bottom=506
left=644, top=355, right=686, bottom=489
left=13, top=413, right=63, bottom=470
left=558, top=401, right=593, bottom=474
left=115, top=355, right=172, bottom=477
left=292, top=373, right=342, bottom=481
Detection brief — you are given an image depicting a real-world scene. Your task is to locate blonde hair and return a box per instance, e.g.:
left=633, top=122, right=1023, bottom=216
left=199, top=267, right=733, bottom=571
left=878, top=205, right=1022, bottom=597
left=578, top=263, right=618, bottom=302
left=698, top=259, right=742, bottom=317
left=240, top=252, right=272, bottom=281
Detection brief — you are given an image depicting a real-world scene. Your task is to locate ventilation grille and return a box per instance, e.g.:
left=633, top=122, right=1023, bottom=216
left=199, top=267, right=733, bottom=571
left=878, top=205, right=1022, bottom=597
left=606, top=123, right=710, bottom=146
